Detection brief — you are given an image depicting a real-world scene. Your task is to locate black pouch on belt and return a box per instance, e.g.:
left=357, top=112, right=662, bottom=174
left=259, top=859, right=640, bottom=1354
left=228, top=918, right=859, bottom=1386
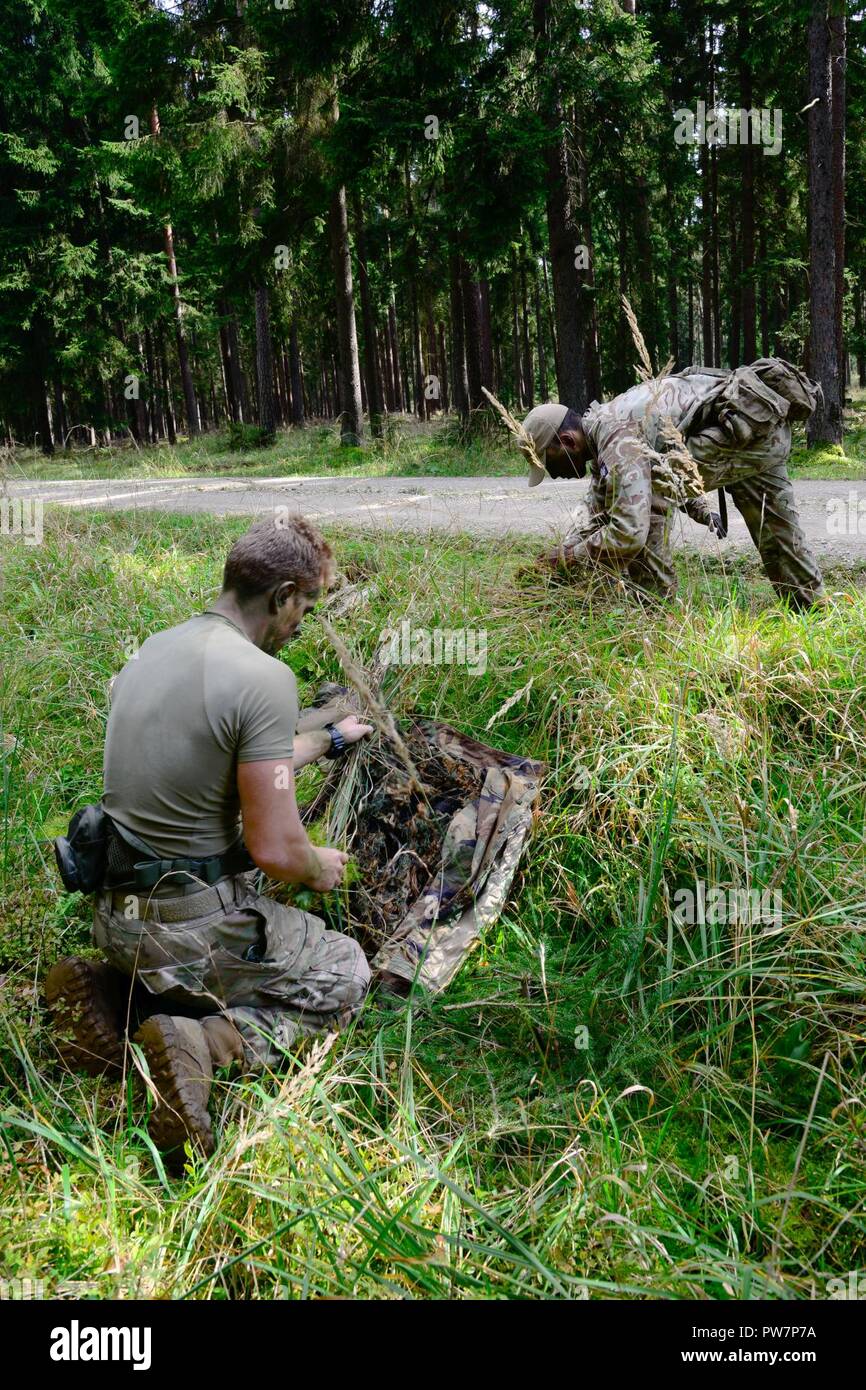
left=54, top=803, right=111, bottom=894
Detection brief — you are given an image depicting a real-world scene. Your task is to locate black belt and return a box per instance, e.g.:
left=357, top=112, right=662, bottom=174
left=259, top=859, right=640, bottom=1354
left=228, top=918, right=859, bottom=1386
left=105, top=820, right=255, bottom=892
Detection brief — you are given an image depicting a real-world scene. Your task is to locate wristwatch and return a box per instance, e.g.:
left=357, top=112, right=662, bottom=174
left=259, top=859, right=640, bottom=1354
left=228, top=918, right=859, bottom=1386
left=324, top=722, right=348, bottom=760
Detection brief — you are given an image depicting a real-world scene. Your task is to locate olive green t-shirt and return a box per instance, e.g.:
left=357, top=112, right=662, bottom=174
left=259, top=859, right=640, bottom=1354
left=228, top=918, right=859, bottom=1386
left=103, top=611, right=298, bottom=858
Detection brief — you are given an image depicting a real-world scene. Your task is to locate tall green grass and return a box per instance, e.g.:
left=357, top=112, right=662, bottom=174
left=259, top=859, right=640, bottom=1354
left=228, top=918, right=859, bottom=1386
left=2, top=415, right=519, bottom=484
left=0, top=510, right=864, bottom=1298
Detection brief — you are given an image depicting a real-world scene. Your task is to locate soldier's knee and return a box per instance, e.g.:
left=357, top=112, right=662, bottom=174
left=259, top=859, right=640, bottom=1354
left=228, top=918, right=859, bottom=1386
left=343, top=938, right=372, bottom=1012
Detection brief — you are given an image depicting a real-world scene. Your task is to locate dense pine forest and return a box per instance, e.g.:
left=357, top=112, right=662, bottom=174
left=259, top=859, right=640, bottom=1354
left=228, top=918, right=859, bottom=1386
left=1, top=1, right=862, bottom=453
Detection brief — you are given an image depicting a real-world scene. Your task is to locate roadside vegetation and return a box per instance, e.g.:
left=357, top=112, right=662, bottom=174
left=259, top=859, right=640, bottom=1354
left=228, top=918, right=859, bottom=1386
left=1, top=510, right=864, bottom=1298
left=4, top=393, right=866, bottom=486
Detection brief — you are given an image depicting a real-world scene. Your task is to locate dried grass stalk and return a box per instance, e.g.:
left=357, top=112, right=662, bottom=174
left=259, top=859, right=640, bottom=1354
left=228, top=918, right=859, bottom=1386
left=318, top=615, right=429, bottom=799
left=620, top=294, right=655, bottom=382
left=481, top=386, right=546, bottom=475
left=621, top=295, right=706, bottom=501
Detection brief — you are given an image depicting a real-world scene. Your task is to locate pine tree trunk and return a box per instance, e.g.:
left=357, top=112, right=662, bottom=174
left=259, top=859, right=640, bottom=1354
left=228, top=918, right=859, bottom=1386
left=449, top=254, right=469, bottom=423
left=534, top=0, right=588, bottom=410
left=409, top=280, right=426, bottom=420
left=235, top=321, right=249, bottom=420
left=807, top=0, right=843, bottom=443
left=437, top=321, right=450, bottom=411
left=330, top=350, right=340, bottom=418
left=479, top=278, right=494, bottom=391
left=542, top=254, right=559, bottom=386
left=380, top=321, right=395, bottom=413
left=634, top=170, right=656, bottom=371
left=218, top=321, right=235, bottom=423
left=701, top=148, right=714, bottom=366
left=386, top=298, right=402, bottom=411
left=328, top=184, right=363, bottom=445
left=687, top=278, right=694, bottom=363
left=275, top=347, right=290, bottom=425
left=37, top=363, right=54, bottom=454
left=169, top=244, right=199, bottom=436
left=759, top=225, right=769, bottom=355
left=158, top=330, right=177, bottom=445
left=511, top=251, right=523, bottom=405
left=728, top=203, right=741, bottom=367
left=700, top=33, right=715, bottom=367
left=616, top=179, right=632, bottom=391
left=425, top=302, right=440, bottom=412
left=254, top=283, right=277, bottom=436
left=218, top=299, right=244, bottom=423
left=460, top=258, right=484, bottom=414
left=668, top=268, right=679, bottom=370
left=384, top=221, right=404, bottom=413
left=150, top=107, right=199, bottom=437
left=53, top=377, right=67, bottom=450
left=520, top=257, right=534, bottom=408
left=711, top=150, right=721, bottom=367
left=353, top=197, right=384, bottom=436
left=575, top=115, right=602, bottom=401
left=289, top=319, right=305, bottom=427
left=190, top=326, right=208, bottom=432
left=144, top=331, right=162, bottom=441
left=830, top=6, right=846, bottom=409
left=534, top=265, right=549, bottom=400
left=739, top=24, right=757, bottom=362
left=399, top=301, right=412, bottom=414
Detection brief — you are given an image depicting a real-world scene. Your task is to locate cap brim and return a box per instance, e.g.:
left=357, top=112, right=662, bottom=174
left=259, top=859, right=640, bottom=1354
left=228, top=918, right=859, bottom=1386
left=527, top=461, right=547, bottom=488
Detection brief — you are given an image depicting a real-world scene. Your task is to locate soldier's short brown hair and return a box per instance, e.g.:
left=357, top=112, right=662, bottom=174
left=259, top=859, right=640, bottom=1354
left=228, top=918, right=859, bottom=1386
left=222, top=515, right=335, bottom=599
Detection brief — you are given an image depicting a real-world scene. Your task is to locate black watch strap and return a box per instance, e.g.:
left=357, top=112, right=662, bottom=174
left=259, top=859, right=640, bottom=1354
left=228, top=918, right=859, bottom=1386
left=324, top=722, right=347, bottom=760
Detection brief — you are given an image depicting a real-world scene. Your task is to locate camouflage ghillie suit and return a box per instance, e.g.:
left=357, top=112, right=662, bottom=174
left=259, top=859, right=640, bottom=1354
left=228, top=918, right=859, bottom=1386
left=367, top=720, right=544, bottom=994
left=92, top=699, right=370, bottom=1072
left=558, top=358, right=825, bottom=607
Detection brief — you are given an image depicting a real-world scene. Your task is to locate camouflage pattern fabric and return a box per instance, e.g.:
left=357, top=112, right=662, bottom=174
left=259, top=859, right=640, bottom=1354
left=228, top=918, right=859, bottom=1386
left=553, top=418, right=678, bottom=599
left=302, top=687, right=545, bottom=993
left=553, top=358, right=824, bottom=607
left=92, top=870, right=370, bottom=1072
left=366, top=720, right=544, bottom=993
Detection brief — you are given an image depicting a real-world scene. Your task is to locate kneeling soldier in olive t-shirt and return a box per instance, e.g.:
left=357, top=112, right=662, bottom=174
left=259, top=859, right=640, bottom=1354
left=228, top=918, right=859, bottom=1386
left=46, top=516, right=373, bottom=1169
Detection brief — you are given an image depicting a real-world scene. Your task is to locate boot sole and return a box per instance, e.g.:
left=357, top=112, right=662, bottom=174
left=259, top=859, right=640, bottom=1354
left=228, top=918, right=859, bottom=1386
left=134, top=1016, right=214, bottom=1170
left=44, top=957, right=126, bottom=1077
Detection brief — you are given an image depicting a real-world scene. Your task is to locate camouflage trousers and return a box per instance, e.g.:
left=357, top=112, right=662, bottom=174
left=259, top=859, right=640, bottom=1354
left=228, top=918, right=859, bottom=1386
left=563, top=450, right=678, bottom=599
left=92, top=872, right=371, bottom=1071
left=688, top=425, right=825, bottom=610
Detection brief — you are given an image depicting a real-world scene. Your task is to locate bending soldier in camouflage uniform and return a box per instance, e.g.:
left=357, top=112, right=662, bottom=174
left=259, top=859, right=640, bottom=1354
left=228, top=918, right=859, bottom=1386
left=46, top=517, right=374, bottom=1168
left=520, top=358, right=826, bottom=608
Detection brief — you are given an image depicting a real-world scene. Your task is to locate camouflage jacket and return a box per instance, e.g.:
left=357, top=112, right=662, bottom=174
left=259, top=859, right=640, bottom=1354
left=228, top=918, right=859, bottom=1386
left=570, top=359, right=818, bottom=561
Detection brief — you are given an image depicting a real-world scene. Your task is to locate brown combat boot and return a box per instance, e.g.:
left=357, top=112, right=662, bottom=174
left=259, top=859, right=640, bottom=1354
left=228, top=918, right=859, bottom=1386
left=201, top=1015, right=246, bottom=1070
left=44, top=956, right=134, bottom=1076
left=134, top=1015, right=215, bottom=1172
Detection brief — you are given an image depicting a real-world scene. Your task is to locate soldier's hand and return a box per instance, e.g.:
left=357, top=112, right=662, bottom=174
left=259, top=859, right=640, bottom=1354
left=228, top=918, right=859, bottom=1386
left=307, top=847, right=349, bottom=892
left=334, top=716, right=375, bottom=746
left=708, top=511, right=728, bottom=539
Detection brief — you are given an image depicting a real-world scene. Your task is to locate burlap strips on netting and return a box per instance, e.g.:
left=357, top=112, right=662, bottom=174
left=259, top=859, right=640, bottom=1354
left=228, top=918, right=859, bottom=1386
left=301, top=687, right=543, bottom=995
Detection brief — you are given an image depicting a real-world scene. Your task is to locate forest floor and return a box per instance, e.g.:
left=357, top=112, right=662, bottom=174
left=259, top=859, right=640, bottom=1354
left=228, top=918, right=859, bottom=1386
left=1, top=511, right=865, bottom=1298
left=5, top=392, right=866, bottom=484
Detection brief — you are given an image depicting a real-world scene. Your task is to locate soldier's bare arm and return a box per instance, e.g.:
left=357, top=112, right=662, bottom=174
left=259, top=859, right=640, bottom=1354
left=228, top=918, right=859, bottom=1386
left=292, top=716, right=374, bottom=771
left=238, top=758, right=347, bottom=889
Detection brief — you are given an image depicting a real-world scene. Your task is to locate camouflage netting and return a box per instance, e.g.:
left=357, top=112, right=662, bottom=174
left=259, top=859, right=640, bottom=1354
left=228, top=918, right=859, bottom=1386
left=303, top=698, right=543, bottom=996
